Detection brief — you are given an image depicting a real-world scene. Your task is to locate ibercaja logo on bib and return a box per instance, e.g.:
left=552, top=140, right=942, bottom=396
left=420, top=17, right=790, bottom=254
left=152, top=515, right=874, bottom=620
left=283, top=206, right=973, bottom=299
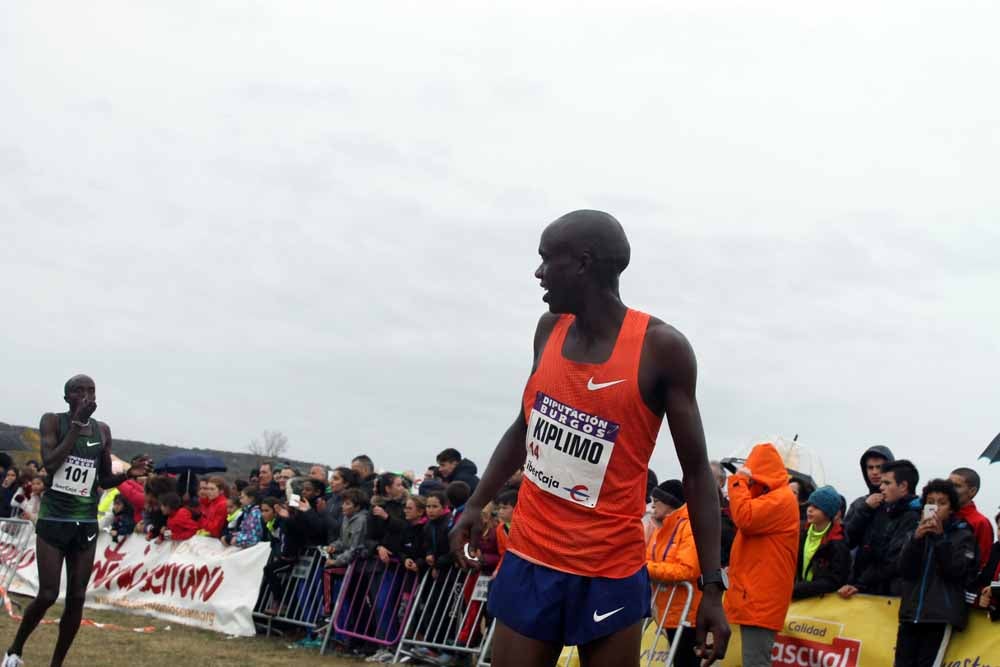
left=524, top=391, right=620, bottom=509
left=771, top=616, right=861, bottom=667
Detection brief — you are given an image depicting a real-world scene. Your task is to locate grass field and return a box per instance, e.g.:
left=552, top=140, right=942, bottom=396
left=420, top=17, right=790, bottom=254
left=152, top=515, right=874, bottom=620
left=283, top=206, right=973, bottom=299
left=0, top=594, right=370, bottom=667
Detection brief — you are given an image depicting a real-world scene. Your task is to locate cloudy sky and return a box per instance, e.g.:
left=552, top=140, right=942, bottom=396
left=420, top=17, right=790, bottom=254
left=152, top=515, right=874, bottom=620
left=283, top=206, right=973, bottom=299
left=2, top=2, right=998, bottom=513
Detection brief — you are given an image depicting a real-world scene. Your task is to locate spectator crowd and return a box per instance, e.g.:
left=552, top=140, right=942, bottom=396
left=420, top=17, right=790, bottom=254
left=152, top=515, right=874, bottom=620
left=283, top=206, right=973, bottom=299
left=0, top=442, right=996, bottom=667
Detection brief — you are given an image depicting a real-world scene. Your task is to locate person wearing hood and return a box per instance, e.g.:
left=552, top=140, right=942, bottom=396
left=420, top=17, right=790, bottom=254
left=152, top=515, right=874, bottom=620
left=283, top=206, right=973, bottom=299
left=793, top=485, right=851, bottom=599
left=844, top=445, right=894, bottom=547
left=724, top=443, right=800, bottom=667
left=839, top=459, right=922, bottom=599
left=435, top=448, right=480, bottom=494
left=645, top=480, right=702, bottom=667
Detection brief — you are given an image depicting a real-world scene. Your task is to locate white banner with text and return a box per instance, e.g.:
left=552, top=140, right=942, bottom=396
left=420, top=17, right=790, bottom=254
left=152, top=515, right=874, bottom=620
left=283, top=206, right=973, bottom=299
left=4, top=525, right=270, bottom=637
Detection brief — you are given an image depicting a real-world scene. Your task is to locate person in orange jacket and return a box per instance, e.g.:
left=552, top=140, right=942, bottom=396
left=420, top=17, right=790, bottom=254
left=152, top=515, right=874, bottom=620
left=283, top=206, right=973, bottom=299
left=724, top=442, right=800, bottom=667
left=645, top=480, right=701, bottom=667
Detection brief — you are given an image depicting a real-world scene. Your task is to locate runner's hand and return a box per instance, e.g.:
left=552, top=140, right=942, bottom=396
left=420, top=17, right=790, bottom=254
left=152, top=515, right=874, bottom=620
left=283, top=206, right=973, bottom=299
left=73, top=396, right=97, bottom=423
left=694, top=590, right=730, bottom=665
left=449, top=502, right=483, bottom=569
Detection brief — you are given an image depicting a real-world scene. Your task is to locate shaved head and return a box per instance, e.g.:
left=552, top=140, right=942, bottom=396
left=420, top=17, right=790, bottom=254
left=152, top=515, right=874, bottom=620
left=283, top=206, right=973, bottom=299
left=64, top=374, right=94, bottom=395
left=547, top=210, right=630, bottom=288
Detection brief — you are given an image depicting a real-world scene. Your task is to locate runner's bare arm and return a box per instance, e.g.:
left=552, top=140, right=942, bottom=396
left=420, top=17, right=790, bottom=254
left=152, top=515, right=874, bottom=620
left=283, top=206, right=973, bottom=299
left=39, top=412, right=80, bottom=473
left=97, top=425, right=151, bottom=488
left=449, top=313, right=558, bottom=566
left=651, top=324, right=730, bottom=663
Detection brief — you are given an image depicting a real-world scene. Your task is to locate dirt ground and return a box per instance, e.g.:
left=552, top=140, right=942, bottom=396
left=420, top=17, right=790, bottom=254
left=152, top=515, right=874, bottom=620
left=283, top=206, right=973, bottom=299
left=0, top=593, right=369, bottom=667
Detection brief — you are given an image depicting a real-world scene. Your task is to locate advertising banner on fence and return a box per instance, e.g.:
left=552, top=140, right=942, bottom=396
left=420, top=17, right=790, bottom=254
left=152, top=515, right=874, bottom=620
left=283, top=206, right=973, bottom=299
left=560, top=594, right=1000, bottom=666
left=6, top=526, right=270, bottom=637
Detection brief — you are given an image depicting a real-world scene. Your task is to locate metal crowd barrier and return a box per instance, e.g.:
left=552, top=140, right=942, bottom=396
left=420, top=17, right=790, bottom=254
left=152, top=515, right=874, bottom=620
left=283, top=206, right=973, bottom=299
left=252, top=546, right=327, bottom=637
left=319, top=557, right=420, bottom=655
left=394, top=567, right=493, bottom=664
left=0, top=518, right=34, bottom=595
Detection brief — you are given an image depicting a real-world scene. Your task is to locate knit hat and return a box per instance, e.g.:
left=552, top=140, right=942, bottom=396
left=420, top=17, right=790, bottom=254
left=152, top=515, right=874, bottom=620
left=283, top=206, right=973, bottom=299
left=651, top=479, right=685, bottom=509
left=807, top=485, right=840, bottom=520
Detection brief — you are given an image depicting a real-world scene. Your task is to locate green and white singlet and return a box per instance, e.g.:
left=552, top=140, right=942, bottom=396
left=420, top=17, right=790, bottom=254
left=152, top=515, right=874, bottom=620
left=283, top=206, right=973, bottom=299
left=37, top=414, right=103, bottom=522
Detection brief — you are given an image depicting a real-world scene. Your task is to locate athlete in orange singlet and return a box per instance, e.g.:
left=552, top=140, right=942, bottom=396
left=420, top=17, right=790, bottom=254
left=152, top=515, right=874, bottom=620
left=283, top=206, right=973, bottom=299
left=451, top=210, right=730, bottom=667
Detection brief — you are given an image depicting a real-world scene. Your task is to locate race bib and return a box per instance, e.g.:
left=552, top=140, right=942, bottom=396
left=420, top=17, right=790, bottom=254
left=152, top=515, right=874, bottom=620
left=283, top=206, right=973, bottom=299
left=52, top=455, right=97, bottom=497
left=524, top=391, right=620, bottom=508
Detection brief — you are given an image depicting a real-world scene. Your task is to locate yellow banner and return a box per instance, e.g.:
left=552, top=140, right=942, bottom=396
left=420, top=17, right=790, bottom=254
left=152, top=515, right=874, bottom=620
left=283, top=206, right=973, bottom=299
left=558, top=594, right=1000, bottom=666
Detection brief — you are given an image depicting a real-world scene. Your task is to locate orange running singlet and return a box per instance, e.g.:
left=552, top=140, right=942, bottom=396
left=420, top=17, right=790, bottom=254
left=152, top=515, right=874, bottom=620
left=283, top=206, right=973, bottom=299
left=508, top=308, right=663, bottom=578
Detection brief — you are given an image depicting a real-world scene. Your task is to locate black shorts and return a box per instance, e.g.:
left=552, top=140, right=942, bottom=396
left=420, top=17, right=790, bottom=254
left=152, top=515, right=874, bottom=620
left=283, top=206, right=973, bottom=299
left=35, top=519, right=99, bottom=554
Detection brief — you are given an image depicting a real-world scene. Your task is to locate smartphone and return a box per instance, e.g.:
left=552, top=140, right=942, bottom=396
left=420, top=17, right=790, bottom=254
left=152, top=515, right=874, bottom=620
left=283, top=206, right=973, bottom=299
left=289, top=493, right=302, bottom=508
left=922, top=504, right=938, bottom=521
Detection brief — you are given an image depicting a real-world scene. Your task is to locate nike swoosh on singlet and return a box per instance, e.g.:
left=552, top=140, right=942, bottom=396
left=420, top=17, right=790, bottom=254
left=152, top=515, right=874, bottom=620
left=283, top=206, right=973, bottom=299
left=587, top=378, right=626, bottom=391
left=86, top=441, right=101, bottom=447
left=593, top=606, right=625, bottom=623
left=87, top=533, right=96, bottom=542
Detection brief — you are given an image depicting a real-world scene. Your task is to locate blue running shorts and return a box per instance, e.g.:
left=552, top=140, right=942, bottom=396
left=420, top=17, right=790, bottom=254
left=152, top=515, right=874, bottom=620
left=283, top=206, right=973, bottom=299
left=487, top=552, right=650, bottom=646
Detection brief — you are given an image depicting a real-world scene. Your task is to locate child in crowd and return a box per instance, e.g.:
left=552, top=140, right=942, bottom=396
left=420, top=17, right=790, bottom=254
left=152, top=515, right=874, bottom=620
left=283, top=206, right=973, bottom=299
left=401, top=495, right=427, bottom=573
left=421, top=491, right=453, bottom=577
left=326, top=488, right=368, bottom=568
left=260, top=496, right=281, bottom=548
left=793, top=485, right=851, bottom=599
left=11, top=476, right=45, bottom=524
left=222, top=486, right=263, bottom=548
left=159, top=491, right=199, bottom=542
left=321, top=488, right=370, bottom=621
left=494, top=489, right=517, bottom=568
left=143, top=475, right=174, bottom=541
left=221, top=494, right=242, bottom=543
left=895, top=479, right=978, bottom=666
left=197, top=476, right=230, bottom=538
left=110, top=494, right=136, bottom=544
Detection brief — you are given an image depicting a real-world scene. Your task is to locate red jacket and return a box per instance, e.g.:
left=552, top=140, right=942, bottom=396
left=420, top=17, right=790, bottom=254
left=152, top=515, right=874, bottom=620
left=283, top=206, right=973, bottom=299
left=724, top=443, right=800, bottom=632
left=955, top=502, right=994, bottom=569
left=165, top=507, right=199, bottom=541
left=197, top=495, right=229, bottom=538
left=118, top=479, right=145, bottom=524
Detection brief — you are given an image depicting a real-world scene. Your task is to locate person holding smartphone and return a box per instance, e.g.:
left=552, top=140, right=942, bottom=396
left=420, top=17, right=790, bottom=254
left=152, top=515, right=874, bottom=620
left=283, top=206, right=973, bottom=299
left=894, top=478, right=978, bottom=667
left=4, top=375, right=151, bottom=667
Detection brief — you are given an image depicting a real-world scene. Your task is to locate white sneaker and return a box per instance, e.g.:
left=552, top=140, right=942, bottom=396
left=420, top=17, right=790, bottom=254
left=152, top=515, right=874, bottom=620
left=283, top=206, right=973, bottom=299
left=3, top=653, right=24, bottom=667
left=366, top=649, right=394, bottom=663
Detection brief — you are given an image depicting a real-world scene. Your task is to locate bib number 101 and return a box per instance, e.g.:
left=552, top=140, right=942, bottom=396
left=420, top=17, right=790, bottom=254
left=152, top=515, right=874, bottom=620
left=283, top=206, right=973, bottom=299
left=64, top=466, right=89, bottom=484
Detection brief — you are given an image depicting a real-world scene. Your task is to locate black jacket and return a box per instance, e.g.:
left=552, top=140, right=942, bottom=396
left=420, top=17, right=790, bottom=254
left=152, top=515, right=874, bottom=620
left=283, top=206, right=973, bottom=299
left=365, top=497, right=407, bottom=557
left=420, top=515, right=453, bottom=570
left=848, top=494, right=921, bottom=595
left=443, top=459, right=480, bottom=495
left=400, top=520, right=424, bottom=562
left=898, top=518, right=978, bottom=629
left=793, top=521, right=852, bottom=599
left=843, top=445, right=894, bottom=547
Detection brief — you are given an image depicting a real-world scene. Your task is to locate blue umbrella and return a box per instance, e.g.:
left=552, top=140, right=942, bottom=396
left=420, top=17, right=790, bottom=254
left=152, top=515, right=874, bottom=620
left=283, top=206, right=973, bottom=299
left=155, top=453, right=228, bottom=496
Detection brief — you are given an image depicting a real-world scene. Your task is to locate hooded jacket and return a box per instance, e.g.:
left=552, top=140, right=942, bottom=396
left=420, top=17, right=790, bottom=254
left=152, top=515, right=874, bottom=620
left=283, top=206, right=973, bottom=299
left=844, top=445, right=894, bottom=545
left=118, top=479, right=146, bottom=524
left=645, top=504, right=701, bottom=629
left=329, top=509, right=369, bottom=567
left=793, top=520, right=851, bottom=599
left=898, top=516, right=978, bottom=629
left=443, top=459, right=480, bottom=494
left=723, top=443, right=800, bottom=631
left=848, top=493, right=921, bottom=595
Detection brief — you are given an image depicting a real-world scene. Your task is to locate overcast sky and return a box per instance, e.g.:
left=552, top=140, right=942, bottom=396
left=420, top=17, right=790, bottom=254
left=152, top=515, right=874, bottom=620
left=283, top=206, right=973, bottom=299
left=2, top=2, right=998, bottom=514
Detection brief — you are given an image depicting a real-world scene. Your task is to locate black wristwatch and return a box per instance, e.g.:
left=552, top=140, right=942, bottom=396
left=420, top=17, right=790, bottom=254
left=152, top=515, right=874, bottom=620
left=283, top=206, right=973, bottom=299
left=698, top=568, right=729, bottom=591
